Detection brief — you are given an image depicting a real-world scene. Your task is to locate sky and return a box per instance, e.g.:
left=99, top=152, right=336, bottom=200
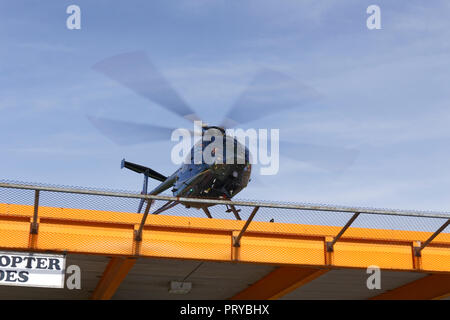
left=1, top=0, right=450, bottom=212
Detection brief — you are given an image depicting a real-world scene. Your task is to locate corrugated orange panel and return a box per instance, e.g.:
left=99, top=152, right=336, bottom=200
left=4, top=204, right=450, bottom=244
left=0, top=204, right=33, bottom=217
left=239, top=236, right=325, bottom=266
left=420, top=247, right=450, bottom=272
left=38, top=206, right=142, bottom=225
left=37, top=222, right=134, bottom=256
left=0, top=203, right=10, bottom=214
left=140, top=229, right=231, bottom=261
left=332, top=242, right=414, bottom=270
left=0, top=203, right=449, bottom=273
left=0, top=219, right=30, bottom=250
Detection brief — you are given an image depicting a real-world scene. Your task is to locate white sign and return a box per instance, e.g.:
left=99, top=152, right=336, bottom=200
left=0, top=251, right=66, bottom=288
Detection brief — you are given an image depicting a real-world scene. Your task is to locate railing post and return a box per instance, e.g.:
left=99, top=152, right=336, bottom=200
left=233, top=206, right=259, bottom=247
left=414, top=219, right=450, bottom=257
left=30, top=190, right=40, bottom=234
left=326, top=212, right=360, bottom=252
left=134, top=199, right=153, bottom=242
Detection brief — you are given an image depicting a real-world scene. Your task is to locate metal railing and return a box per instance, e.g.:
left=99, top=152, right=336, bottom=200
left=2, top=181, right=450, bottom=218
left=0, top=181, right=449, bottom=254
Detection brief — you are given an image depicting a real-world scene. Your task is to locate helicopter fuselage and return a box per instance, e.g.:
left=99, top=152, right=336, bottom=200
left=171, top=133, right=251, bottom=207
left=123, top=127, right=252, bottom=211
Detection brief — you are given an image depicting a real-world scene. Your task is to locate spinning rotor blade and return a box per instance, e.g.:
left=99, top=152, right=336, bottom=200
left=93, top=51, right=200, bottom=122
left=221, top=69, right=321, bottom=128
left=88, top=116, right=175, bottom=145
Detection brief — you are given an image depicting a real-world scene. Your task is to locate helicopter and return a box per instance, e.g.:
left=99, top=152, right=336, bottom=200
left=118, top=124, right=252, bottom=219
left=88, top=51, right=357, bottom=219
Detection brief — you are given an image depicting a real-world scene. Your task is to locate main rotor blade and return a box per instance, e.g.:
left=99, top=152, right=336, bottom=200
left=93, top=51, right=200, bottom=122
left=221, top=69, right=321, bottom=128
left=88, top=116, right=175, bottom=145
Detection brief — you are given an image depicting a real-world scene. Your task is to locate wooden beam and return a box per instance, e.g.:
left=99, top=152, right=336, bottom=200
left=91, top=257, right=137, bottom=300
left=231, top=267, right=328, bottom=300
left=371, top=274, right=450, bottom=300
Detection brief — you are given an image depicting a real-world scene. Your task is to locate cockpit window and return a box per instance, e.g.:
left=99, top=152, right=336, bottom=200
left=186, top=135, right=250, bottom=165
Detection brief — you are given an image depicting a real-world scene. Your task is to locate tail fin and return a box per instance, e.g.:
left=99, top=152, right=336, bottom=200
left=121, top=159, right=167, bottom=182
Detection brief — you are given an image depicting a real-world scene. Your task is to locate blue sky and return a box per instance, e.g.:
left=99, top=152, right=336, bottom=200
left=1, top=0, right=450, bottom=212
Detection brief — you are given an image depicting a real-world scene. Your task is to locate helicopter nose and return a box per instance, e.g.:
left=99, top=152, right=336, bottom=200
left=211, top=163, right=242, bottom=179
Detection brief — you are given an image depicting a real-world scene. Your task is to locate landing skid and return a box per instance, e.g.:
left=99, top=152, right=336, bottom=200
left=202, top=207, right=213, bottom=219
left=226, top=204, right=242, bottom=220
left=201, top=204, right=242, bottom=220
